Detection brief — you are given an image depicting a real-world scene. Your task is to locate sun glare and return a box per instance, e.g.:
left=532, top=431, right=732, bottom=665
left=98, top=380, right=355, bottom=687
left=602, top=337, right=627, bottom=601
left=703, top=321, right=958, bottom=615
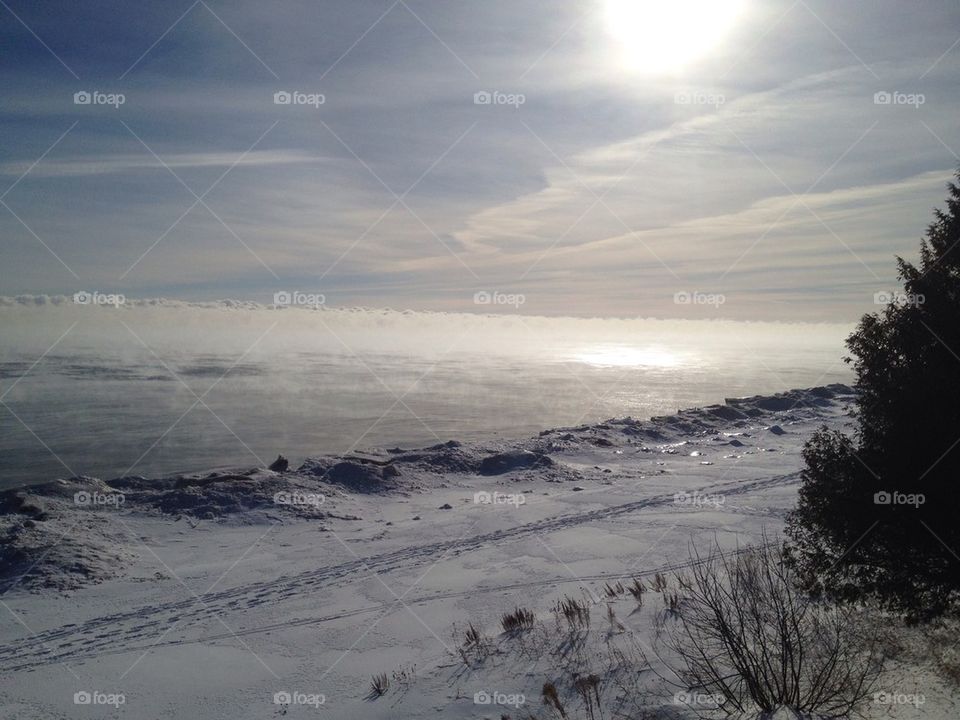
left=574, top=345, right=682, bottom=368
left=604, top=0, right=746, bottom=73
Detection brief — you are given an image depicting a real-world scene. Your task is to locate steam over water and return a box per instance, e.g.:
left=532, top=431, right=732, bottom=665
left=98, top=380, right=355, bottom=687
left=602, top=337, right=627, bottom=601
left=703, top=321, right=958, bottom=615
left=0, top=302, right=853, bottom=489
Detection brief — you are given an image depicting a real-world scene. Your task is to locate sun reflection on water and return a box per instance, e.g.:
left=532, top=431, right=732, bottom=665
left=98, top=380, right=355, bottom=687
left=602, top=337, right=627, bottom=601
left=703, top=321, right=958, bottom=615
left=572, top=345, right=684, bottom=368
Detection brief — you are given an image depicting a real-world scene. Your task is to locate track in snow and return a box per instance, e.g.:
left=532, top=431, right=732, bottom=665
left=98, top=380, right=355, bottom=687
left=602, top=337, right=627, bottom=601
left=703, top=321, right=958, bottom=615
left=0, top=471, right=799, bottom=672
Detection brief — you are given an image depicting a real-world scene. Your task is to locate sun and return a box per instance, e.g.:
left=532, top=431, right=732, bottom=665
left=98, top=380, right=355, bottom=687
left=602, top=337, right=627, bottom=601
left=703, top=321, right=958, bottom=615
left=603, top=0, right=745, bottom=74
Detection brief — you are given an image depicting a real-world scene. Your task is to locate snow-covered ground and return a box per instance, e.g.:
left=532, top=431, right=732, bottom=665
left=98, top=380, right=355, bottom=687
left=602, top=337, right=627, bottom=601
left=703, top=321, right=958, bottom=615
left=1, top=384, right=955, bottom=719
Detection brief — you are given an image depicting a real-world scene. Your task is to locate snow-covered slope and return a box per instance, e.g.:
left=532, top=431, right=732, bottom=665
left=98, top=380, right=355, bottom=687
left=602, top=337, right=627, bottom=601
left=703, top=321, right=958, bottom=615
left=1, top=385, right=954, bottom=719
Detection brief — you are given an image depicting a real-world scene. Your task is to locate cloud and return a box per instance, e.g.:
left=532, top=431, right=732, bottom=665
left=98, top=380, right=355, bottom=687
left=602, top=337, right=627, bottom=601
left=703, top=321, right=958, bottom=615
left=0, top=150, right=328, bottom=178
left=1, top=0, right=958, bottom=320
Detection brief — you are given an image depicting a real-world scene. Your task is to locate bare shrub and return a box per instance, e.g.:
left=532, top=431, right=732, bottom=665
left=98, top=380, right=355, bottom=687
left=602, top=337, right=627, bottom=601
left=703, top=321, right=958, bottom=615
left=656, top=539, right=885, bottom=717
left=627, top=578, right=645, bottom=604
left=573, top=674, right=602, bottom=720
left=542, top=681, right=566, bottom=717
left=391, top=663, right=416, bottom=689
left=462, top=622, right=486, bottom=648
left=555, top=596, right=591, bottom=631
left=455, top=621, right=491, bottom=665
left=501, top=606, right=536, bottom=634
left=607, top=604, right=625, bottom=633
left=663, top=589, right=683, bottom=615
left=650, top=572, right=668, bottom=592
left=603, top=581, right=625, bottom=598
left=921, top=618, right=960, bottom=686
left=369, top=672, right=390, bottom=697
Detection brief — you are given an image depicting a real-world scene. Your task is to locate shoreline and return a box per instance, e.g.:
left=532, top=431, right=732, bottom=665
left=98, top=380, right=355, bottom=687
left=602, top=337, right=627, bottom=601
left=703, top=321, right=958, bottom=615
left=1, top=383, right=856, bottom=596
left=7, top=382, right=856, bottom=495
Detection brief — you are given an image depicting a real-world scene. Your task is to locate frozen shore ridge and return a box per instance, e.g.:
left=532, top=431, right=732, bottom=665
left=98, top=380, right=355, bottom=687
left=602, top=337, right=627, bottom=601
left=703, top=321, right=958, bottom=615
left=1, top=384, right=856, bottom=593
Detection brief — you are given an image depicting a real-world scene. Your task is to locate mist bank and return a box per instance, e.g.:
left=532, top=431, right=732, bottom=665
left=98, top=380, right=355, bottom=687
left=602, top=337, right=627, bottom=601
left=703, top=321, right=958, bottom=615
left=0, top=296, right=853, bottom=361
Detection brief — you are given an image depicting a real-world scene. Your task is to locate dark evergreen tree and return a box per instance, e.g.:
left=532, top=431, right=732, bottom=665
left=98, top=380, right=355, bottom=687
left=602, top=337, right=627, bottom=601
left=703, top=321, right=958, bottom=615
left=786, top=171, right=960, bottom=619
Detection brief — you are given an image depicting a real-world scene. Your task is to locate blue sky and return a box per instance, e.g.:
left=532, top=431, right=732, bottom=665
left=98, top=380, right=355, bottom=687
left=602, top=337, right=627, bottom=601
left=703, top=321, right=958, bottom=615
left=1, top=0, right=958, bottom=320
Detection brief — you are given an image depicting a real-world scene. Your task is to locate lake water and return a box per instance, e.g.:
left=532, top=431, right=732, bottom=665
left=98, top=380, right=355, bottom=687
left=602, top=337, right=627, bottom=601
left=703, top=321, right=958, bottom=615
left=0, top=302, right=854, bottom=489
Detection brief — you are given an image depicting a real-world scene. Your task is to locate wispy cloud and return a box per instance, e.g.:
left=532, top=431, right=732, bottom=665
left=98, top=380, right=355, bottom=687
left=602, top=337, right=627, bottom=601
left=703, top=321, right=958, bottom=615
left=0, top=150, right=328, bottom=177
